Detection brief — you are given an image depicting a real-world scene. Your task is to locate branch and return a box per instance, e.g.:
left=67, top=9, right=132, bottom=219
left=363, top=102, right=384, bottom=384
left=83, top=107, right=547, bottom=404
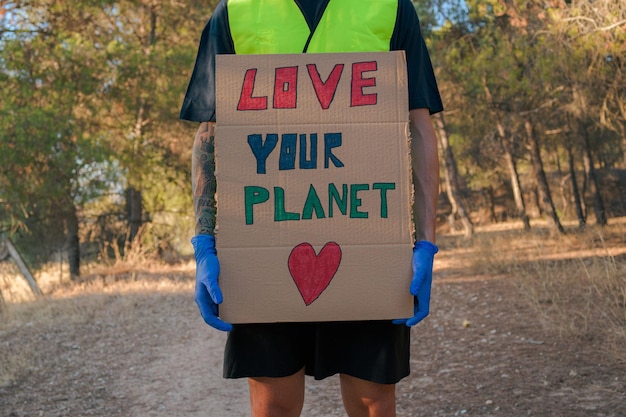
left=597, top=20, right=626, bottom=32
left=561, top=16, right=626, bottom=32
left=518, top=98, right=559, bottom=117
left=0, top=28, right=49, bottom=36
left=561, top=16, right=597, bottom=26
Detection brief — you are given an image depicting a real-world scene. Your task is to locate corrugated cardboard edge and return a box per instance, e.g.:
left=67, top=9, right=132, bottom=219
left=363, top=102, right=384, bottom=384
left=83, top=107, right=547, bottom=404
left=405, top=119, right=416, bottom=241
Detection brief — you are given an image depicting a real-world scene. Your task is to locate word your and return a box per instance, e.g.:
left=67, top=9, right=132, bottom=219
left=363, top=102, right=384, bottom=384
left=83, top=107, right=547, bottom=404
left=237, top=61, right=378, bottom=111
left=248, top=133, right=344, bottom=174
left=244, top=183, right=396, bottom=224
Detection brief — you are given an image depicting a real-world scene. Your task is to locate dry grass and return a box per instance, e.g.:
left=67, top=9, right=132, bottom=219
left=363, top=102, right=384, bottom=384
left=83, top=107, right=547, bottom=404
left=463, top=219, right=626, bottom=362
left=2, top=218, right=625, bottom=390
left=0, top=258, right=195, bottom=389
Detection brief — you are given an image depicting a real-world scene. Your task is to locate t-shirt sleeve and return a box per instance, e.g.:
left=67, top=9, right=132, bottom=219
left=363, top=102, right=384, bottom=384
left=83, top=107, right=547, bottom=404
left=179, top=1, right=234, bottom=122
left=392, top=0, right=443, bottom=114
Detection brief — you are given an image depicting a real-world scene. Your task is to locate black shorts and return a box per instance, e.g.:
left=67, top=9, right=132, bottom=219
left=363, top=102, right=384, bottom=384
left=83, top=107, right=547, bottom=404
left=223, top=320, right=410, bottom=384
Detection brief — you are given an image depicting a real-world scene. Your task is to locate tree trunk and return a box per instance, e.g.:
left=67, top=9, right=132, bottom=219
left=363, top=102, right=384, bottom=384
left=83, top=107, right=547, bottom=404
left=2, top=238, right=42, bottom=295
left=126, top=187, right=143, bottom=242
left=581, top=124, right=608, bottom=226
left=566, top=145, right=586, bottom=228
left=504, top=150, right=531, bottom=230
left=497, top=121, right=531, bottom=230
left=482, top=186, right=498, bottom=223
left=66, top=204, right=81, bottom=280
left=525, top=120, right=565, bottom=234
left=434, top=113, right=473, bottom=237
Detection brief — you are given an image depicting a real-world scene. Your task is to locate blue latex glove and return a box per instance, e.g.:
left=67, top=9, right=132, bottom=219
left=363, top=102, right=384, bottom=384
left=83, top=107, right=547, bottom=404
left=393, top=240, right=438, bottom=327
left=191, top=234, right=232, bottom=332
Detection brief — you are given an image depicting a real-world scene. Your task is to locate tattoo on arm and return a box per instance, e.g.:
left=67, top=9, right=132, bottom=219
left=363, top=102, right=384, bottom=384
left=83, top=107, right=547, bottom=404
left=192, top=122, right=217, bottom=235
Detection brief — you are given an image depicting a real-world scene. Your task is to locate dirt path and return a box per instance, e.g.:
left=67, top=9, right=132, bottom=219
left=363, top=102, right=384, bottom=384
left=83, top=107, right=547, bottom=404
left=1, top=243, right=625, bottom=417
left=124, top=279, right=626, bottom=417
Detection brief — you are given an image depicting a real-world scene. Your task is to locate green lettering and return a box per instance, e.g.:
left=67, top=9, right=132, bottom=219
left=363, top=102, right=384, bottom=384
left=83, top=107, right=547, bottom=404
left=244, top=186, right=270, bottom=225
left=372, top=183, right=396, bottom=218
left=350, top=184, right=369, bottom=218
left=274, top=187, right=300, bottom=221
left=302, top=184, right=326, bottom=220
left=328, top=183, right=348, bottom=217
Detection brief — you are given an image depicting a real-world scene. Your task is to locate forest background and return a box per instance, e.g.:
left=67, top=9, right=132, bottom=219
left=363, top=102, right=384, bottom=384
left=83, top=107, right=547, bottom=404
left=2, top=2, right=626, bottom=415
left=0, top=0, right=625, bottom=280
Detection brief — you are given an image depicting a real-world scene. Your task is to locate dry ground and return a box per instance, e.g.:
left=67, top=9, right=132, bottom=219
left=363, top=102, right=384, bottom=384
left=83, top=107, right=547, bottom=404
left=1, top=221, right=625, bottom=417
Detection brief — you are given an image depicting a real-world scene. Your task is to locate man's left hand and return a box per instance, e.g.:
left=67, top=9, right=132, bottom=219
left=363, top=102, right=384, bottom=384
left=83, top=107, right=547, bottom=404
left=393, top=240, right=438, bottom=327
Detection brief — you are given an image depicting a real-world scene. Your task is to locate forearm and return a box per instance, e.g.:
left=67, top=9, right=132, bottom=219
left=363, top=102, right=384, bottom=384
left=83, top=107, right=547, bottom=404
left=192, top=122, right=217, bottom=236
left=409, top=108, right=439, bottom=243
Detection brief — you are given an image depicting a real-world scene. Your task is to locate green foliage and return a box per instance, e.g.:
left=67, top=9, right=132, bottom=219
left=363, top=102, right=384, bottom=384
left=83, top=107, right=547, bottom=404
left=0, top=2, right=111, bottom=265
left=426, top=0, right=625, bottom=222
left=1, top=0, right=625, bottom=267
left=0, top=0, right=215, bottom=268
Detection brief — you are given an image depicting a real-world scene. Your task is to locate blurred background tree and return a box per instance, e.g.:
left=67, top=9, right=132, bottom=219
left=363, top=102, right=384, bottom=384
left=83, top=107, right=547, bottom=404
left=426, top=0, right=625, bottom=233
left=1, top=0, right=624, bottom=276
left=0, top=0, right=217, bottom=277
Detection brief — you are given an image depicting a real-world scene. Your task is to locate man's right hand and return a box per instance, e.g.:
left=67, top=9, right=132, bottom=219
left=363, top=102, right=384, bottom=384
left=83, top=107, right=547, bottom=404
left=191, top=234, right=233, bottom=331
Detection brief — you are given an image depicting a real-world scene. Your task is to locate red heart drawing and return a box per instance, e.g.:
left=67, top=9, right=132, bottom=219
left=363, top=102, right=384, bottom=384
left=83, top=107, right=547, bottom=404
left=288, top=242, right=342, bottom=306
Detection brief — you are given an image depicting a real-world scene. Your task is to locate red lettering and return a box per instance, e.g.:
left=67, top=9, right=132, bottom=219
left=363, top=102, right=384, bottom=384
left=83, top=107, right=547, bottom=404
left=307, top=63, right=344, bottom=110
left=237, top=69, right=268, bottom=111
left=351, top=61, right=377, bottom=107
left=273, top=66, right=298, bottom=109
left=238, top=60, right=379, bottom=111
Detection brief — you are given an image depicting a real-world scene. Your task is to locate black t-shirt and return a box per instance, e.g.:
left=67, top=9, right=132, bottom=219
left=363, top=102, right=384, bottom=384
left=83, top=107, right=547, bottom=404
left=180, top=0, right=443, bottom=122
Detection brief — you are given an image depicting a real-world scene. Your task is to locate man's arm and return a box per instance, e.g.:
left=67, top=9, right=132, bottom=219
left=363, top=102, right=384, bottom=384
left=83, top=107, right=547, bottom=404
left=192, top=122, right=217, bottom=236
left=409, top=108, right=439, bottom=243
left=392, top=108, right=439, bottom=327
left=191, top=121, right=232, bottom=331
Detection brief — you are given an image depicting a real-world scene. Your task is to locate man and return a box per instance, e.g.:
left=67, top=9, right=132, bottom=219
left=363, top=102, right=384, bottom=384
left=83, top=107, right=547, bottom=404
left=180, top=1, right=442, bottom=416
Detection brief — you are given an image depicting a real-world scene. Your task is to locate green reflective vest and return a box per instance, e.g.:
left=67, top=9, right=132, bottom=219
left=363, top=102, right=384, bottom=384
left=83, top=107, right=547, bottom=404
left=228, top=0, right=398, bottom=54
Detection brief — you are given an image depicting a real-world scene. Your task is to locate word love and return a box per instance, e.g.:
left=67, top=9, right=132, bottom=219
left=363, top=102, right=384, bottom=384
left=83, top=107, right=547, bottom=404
left=237, top=61, right=379, bottom=111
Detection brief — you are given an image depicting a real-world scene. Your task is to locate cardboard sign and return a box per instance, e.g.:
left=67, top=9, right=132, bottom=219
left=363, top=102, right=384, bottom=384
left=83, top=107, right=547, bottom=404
left=215, top=51, right=414, bottom=323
